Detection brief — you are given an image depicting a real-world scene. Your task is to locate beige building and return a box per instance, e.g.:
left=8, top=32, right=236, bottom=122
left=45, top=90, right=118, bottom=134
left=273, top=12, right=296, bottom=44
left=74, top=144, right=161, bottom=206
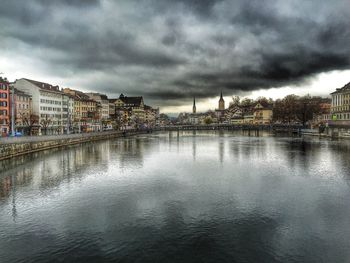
left=63, top=88, right=101, bottom=132
left=86, top=93, right=109, bottom=120
left=253, top=102, right=273, bottom=124
left=112, top=94, right=145, bottom=126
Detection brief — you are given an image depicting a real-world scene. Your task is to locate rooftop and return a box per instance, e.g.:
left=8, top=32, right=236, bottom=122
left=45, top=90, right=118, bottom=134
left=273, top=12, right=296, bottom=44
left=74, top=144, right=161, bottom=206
left=331, top=82, right=350, bottom=94
left=23, top=78, right=62, bottom=93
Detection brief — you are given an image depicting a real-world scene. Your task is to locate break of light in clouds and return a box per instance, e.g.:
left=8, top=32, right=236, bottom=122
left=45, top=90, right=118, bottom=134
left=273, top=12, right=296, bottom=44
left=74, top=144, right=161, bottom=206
left=0, top=0, right=349, bottom=113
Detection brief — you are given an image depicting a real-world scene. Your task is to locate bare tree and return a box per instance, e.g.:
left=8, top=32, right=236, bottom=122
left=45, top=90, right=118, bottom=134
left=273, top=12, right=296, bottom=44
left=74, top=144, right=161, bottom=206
left=21, top=113, right=39, bottom=136
left=230, top=96, right=240, bottom=108
left=40, top=115, right=52, bottom=135
left=273, top=94, right=322, bottom=126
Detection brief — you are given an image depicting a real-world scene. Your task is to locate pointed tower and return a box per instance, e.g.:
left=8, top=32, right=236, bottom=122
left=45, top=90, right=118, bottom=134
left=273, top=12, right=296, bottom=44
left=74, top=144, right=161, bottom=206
left=193, top=97, right=196, bottom=114
left=218, top=91, right=225, bottom=111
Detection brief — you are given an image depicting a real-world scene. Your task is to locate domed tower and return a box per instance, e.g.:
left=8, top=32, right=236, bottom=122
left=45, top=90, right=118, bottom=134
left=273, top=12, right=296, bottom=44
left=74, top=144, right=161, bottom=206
left=218, top=91, right=225, bottom=111
left=193, top=97, right=196, bottom=114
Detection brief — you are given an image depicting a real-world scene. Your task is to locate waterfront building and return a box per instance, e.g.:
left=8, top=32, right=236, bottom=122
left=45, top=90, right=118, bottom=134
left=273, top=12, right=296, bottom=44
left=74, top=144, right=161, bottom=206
left=144, top=105, right=159, bottom=128
left=226, top=107, right=244, bottom=124
left=330, top=82, right=350, bottom=125
left=0, top=77, right=10, bottom=136
left=108, top=101, right=116, bottom=119
left=243, top=111, right=254, bottom=124
left=14, top=78, right=70, bottom=135
left=62, top=93, right=75, bottom=134
left=13, top=89, right=33, bottom=135
left=63, top=88, right=101, bottom=132
left=111, top=94, right=146, bottom=127
left=253, top=101, right=273, bottom=124
left=86, top=93, right=109, bottom=120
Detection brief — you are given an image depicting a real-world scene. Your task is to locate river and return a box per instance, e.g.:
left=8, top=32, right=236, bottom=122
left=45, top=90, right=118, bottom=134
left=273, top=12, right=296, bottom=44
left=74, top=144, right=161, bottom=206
left=1, top=131, right=350, bottom=262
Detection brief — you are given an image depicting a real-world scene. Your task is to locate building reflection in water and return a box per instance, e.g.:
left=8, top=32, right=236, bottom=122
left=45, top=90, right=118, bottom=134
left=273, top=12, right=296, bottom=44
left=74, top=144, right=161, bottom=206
left=2, top=132, right=350, bottom=222
left=192, top=130, right=197, bottom=161
left=0, top=138, right=154, bottom=220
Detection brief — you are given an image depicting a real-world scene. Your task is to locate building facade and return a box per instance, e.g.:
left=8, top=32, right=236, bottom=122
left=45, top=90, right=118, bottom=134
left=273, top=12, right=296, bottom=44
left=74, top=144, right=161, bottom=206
left=86, top=93, right=109, bottom=120
left=330, top=82, right=350, bottom=124
left=112, top=94, right=145, bottom=128
left=0, top=77, right=10, bottom=136
left=63, top=88, right=101, bottom=132
left=0, top=78, right=10, bottom=136
left=14, top=78, right=70, bottom=135
left=253, top=102, right=273, bottom=124
left=13, top=89, right=33, bottom=135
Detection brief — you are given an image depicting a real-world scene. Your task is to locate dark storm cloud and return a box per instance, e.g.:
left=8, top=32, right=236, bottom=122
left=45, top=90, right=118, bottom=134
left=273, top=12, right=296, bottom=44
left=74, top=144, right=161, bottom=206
left=1, top=0, right=350, bottom=107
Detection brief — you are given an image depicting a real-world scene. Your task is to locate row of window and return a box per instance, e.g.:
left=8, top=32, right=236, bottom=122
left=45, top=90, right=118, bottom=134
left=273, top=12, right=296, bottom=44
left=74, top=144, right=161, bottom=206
left=17, top=96, right=30, bottom=102
left=18, top=104, right=29, bottom=109
left=40, top=106, right=62, bottom=112
left=40, top=99, right=62, bottom=105
left=40, top=92, right=62, bottom=99
left=81, top=107, right=96, bottom=111
left=335, top=113, right=350, bottom=120
left=40, top=114, right=72, bottom=119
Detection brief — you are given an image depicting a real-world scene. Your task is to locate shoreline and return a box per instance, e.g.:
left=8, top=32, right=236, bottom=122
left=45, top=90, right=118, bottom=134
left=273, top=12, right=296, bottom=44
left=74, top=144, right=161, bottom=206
left=0, top=130, right=150, bottom=161
left=1, top=127, right=348, bottom=161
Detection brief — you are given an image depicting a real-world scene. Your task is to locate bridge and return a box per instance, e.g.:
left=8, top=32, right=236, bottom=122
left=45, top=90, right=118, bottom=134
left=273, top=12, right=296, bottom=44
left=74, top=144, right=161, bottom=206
left=154, top=124, right=303, bottom=133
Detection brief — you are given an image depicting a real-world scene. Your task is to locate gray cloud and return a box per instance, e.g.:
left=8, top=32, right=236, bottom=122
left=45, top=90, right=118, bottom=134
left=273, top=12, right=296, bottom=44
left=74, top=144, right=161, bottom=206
left=0, top=0, right=350, bottom=108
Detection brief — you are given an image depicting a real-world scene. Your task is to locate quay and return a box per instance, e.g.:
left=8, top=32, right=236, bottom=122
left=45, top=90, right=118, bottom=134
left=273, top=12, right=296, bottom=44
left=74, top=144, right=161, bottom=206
left=0, top=130, right=148, bottom=161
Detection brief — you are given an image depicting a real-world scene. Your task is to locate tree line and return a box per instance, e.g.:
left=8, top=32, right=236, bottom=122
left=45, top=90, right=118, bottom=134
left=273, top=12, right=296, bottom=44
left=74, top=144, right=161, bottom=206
left=230, top=94, right=330, bottom=126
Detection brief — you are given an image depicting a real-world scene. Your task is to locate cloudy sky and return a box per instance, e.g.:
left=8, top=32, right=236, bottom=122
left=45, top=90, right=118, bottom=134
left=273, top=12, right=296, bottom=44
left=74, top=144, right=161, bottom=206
left=1, top=0, right=350, bottom=113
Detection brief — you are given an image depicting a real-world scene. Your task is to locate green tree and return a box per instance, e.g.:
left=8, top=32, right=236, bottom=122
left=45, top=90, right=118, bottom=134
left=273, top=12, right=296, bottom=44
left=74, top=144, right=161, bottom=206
left=204, top=116, right=213, bottom=125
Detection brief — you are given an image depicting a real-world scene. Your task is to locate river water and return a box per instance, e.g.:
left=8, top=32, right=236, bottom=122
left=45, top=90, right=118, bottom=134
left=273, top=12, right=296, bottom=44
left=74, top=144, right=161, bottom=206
left=1, top=131, right=350, bottom=263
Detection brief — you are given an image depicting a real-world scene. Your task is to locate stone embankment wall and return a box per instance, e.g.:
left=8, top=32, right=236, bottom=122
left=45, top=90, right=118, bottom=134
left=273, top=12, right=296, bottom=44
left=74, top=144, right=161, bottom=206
left=0, top=130, right=145, bottom=160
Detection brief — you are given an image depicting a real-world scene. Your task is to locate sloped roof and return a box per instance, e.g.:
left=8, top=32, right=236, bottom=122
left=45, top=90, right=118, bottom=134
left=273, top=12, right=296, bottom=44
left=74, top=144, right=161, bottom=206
left=86, top=92, right=108, bottom=101
left=63, top=88, right=95, bottom=102
left=23, top=78, right=61, bottom=93
left=119, top=96, right=143, bottom=106
left=254, top=101, right=273, bottom=110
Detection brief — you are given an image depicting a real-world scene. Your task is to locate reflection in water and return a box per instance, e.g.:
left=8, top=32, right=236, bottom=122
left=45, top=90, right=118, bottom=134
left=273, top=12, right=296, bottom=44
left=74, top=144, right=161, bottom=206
left=1, top=131, right=350, bottom=263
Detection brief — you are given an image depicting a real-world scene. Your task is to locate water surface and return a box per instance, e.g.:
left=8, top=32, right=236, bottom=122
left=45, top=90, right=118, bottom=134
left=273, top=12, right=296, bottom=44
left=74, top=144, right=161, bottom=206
left=1, top=131, right=350, bottom=263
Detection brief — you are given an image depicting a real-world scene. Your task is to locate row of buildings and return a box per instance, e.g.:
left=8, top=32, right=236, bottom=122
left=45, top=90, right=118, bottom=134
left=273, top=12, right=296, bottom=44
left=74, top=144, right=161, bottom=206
left=0, top=77, right=159, bottom=136
left=178, top=92, right=274, bottom=125
left=178, top=82, right=350, bottom=128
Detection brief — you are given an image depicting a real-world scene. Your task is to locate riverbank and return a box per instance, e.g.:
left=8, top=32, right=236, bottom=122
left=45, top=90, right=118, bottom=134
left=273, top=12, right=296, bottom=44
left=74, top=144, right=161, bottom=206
left=0, top=130, right=150, bottom=161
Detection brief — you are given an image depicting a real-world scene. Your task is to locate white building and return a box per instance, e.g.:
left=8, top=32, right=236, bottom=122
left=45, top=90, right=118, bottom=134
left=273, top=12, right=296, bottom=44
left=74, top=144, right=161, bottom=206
left=330, top=82, right=350, bottom=122
left=14, top=78, right=71, bottom=135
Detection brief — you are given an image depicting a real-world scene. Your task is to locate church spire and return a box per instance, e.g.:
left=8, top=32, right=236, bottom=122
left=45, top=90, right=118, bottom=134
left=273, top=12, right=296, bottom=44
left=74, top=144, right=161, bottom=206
left=218, top=91, right=225, bottom=110
left=193, top=96, right=196, bottom=114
